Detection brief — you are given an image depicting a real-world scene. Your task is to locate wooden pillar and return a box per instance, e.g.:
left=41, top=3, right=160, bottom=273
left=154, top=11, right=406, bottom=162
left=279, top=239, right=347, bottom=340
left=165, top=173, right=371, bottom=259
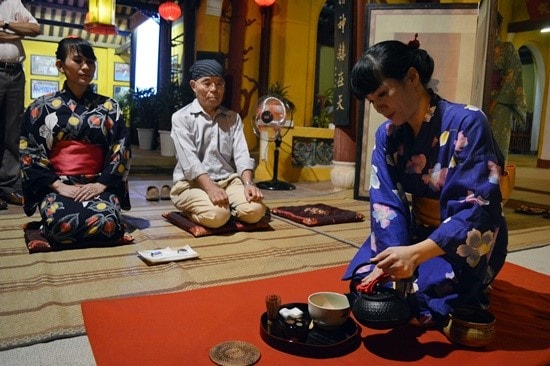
left=157, top=18, right=172, bottom=90
left=182, top=0, right=198, bottom=81
left=258, top=4, right=273, bottom=96
left=330, top=0, right=365, bottom=189
left=228, top=0, right=247, bottom=113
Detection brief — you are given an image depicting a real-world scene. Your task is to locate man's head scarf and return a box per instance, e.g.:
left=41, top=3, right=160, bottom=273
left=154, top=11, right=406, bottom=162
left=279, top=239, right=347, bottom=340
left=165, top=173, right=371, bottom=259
left=189, top=59, right=224, bottom=80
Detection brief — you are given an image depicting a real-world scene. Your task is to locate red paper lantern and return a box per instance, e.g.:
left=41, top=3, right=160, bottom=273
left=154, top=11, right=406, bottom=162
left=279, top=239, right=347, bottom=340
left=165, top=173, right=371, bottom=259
left=255, top=0, right=276, bottom=7
left=159, top=1, right=182, bottom=21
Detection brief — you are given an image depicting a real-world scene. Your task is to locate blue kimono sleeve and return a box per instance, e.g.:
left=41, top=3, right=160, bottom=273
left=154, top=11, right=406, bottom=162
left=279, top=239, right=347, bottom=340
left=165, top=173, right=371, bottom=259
left=342, top=122, right=411, bottom=280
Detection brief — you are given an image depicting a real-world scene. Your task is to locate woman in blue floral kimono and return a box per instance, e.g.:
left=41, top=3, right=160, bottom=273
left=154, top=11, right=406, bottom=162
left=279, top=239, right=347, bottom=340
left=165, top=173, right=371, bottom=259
left=342, top=40, right=507, bottom=327
left=20, top=37, right=131, bottom=249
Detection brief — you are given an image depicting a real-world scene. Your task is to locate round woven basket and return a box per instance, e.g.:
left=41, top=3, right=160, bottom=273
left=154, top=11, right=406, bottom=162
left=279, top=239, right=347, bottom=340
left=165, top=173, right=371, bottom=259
left=443, top=306, right=496, bottom=347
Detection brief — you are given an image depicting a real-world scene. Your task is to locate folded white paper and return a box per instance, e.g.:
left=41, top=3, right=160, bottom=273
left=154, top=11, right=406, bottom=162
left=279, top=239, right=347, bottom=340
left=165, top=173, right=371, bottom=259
left=137, top=245, right=199, bottom=264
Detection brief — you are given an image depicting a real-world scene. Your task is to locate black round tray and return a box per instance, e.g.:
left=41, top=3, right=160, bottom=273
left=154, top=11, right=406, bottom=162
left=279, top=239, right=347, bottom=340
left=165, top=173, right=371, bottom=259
left=259, top=302, right=361, bottom=358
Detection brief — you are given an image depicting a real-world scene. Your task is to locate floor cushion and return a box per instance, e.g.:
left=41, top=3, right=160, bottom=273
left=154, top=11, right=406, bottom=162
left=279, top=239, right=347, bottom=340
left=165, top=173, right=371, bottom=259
left=23, top=221, right=134, bottom=253
left=271, top=203, right=364, bottom=227
left=162, top=211, right=273, bottom=237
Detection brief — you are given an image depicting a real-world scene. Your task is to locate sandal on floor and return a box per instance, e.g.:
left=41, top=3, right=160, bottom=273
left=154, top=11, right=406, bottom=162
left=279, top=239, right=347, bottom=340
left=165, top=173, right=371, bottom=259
left=146, top=186, right=160, bottom=201
left=160, top=185, right=171, bottom=200
left=514, top=205, right=547, bottom=215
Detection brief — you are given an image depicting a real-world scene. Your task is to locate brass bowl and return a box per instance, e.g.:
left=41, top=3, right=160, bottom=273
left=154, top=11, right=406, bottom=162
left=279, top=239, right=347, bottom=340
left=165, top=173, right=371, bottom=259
left=443, top=306, right=496, bottom=347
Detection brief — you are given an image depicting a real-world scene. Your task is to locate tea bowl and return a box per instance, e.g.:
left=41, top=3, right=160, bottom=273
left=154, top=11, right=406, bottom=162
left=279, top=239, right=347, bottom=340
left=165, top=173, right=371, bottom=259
left=307, top=292, right=350, bottom=328
left=443, top=306, right=496, bottom=347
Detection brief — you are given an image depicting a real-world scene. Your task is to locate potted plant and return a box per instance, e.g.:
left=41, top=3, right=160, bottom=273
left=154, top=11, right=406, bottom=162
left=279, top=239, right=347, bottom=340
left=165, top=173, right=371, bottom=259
left=312, top=87, right=334, bottom=129
left=155, top=82, right=186, bottom=156
left=128, top=88, right=156, bottom=150
left=265, top=82, right=296, bottom=113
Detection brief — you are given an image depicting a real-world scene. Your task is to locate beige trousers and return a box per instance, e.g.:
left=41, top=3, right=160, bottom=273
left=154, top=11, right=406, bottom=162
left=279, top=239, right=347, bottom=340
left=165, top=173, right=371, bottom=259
left=170, top=174, right=266, bottom=228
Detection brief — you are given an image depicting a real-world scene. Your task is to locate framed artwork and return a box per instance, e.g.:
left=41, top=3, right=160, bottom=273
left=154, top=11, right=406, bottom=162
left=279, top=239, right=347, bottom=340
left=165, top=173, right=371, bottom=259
left=31, top=80, right=58, bottom=99
left=354, top=3, right=479, bottom=200
left=113, top=85, right=130, bottom=100
left=30, top=55, right=58, bottom=76
left=114, top=63, right=130, bottom=82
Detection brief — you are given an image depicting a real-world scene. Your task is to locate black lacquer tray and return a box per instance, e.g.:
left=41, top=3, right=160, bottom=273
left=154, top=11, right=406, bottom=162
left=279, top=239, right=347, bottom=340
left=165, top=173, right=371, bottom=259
left=259, top=303, right=361, bottom=358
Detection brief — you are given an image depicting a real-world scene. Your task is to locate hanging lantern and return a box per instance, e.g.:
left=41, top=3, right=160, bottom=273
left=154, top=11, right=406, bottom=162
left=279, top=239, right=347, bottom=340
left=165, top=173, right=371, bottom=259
left=255, top=0, right=276, bottom=6
left=84, top=0, right=117, bottom=35
left=159, top=1, right=182, bottom=21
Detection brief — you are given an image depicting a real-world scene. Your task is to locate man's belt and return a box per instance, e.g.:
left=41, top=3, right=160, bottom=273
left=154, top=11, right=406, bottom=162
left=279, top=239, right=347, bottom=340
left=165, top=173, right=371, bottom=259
left=0, top=61, right=23, bottom=72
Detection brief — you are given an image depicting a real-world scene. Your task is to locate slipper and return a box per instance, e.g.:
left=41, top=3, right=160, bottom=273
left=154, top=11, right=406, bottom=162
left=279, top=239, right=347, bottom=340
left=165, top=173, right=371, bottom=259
left=160, top=185, right=171, bottom=200
left=146, top=186, right=160, bottom=201
left=514, top=205, right=547, bottom=215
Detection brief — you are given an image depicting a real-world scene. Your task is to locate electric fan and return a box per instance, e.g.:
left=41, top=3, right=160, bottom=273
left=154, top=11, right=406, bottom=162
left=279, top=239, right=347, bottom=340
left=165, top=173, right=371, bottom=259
left=252, top=95, right=296, bottom=190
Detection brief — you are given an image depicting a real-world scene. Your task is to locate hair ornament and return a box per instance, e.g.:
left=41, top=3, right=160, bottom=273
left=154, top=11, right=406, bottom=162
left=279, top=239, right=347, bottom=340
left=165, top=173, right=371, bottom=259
left=408, top=33, right=420, bottom=49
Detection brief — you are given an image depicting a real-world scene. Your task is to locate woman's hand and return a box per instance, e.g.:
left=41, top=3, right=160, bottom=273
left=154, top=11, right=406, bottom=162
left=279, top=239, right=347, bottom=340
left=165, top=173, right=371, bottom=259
left=371, top=246, right=419, bottom=280
left=359, top=265, right=389, bottom=287
left=370, top=239, right=444, bottom=280
left=51, top=180, right=81, bottom=198
left=50, top=181, right=106, bottom=201
left=73, top=182, right=107, bottom=202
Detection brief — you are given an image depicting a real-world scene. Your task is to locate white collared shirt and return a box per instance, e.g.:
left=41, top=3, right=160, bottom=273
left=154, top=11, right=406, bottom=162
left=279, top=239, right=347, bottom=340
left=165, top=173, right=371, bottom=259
left=171, top=98, right=256, bottom=183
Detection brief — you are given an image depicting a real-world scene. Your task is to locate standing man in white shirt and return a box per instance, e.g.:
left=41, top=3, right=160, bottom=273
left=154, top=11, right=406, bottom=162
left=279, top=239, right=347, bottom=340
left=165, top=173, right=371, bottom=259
left=0, top=0, right=40, bottom=209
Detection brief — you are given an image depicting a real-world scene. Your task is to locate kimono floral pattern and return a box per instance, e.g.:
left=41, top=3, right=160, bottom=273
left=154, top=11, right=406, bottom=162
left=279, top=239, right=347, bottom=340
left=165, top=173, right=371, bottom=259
left=20, top=85, right=131, bottom=247
left=344, top=92, right=507, bottom=321
left=456, top=228, right=496, bottom=268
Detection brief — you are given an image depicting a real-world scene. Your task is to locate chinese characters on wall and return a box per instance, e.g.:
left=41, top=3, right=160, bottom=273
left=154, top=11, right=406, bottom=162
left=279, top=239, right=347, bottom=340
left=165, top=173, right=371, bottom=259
left=333, top=0, right=353, bottom=126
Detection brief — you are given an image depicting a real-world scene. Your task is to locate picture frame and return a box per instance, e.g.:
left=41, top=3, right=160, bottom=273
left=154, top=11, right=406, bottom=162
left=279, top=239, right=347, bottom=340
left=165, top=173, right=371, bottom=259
left=113, top=85, right=130, bottom=100
left=354, top=4, right=479, bottom=200
left=31, top=79, right=59, bottom=99
left=30, top=55, right=58, bottom=76
left=114, top=62, right=130, bottom=82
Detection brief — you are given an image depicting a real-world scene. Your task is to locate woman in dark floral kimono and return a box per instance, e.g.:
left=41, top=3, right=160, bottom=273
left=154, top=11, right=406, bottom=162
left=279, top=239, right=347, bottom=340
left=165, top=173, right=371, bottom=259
left=20, top=37, right=131, bottom=249
left=343, top=40, right=507, bottom=328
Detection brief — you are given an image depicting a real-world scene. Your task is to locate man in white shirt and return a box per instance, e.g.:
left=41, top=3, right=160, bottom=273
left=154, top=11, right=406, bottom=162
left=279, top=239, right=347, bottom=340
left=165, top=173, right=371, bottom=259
left=169, top=59, right=266, bottom=228
left=0, top=0, right=40, bottom=209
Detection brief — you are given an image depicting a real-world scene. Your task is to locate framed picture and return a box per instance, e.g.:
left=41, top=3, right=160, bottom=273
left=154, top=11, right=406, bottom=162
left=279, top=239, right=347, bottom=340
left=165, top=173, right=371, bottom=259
left=113, top=85, right=130, bottom=100
left=30, top=55, right=58, bottom=76
left=114, top=63, right=130, bottom=82
left=31, top=80, right=58, bottom=99
left=354, top=4, right=479, bottom=200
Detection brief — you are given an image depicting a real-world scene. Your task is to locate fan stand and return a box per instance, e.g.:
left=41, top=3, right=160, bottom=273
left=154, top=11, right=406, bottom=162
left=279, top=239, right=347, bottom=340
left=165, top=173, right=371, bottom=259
left=256, top=134, right=296, bottom=190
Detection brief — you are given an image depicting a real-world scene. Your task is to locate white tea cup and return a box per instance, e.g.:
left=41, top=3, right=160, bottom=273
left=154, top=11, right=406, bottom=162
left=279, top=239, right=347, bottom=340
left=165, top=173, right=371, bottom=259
left=308, top=291, right=350, bottom=328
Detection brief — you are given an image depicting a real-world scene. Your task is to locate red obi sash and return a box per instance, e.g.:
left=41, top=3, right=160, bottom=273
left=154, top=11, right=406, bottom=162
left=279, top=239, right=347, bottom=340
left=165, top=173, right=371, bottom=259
left=50, top=140, right=105, bottom=176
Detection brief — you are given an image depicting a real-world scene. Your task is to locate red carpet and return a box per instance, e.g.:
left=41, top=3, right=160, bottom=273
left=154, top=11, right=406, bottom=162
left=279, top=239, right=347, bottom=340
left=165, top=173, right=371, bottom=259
left=82, top=262, right=550, bottom=366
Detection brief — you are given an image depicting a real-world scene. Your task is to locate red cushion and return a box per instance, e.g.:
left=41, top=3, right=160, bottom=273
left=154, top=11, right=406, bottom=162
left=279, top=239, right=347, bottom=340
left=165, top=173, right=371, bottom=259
left=271, top=203, right=365, bottom=227
left=23, top=221, right=134, bottom=253
left=162, top=211, right=273, bottom=237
